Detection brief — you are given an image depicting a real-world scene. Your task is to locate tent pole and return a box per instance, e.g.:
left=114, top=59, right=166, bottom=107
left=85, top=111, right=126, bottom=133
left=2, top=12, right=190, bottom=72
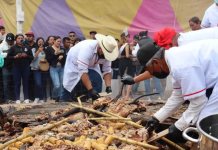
left=16, top=0, right=24, bottom=34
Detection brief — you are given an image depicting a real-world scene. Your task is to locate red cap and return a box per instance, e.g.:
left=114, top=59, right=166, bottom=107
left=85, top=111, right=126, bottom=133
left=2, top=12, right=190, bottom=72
left=153, top=27, right=176, bottom=50
left=25, top=31, right=34, bottom=37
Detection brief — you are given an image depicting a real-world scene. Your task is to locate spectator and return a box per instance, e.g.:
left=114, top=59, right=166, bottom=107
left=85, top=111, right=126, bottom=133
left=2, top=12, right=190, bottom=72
left=119, top=31, right=134, bottom=100
left=24, top=31, right=37, bottom=101
left=111, top=38, right=121, bottom=79
left=44, top=35, right=55, bottom=100
left=189, top=16, right=201, bottom=31
left=138, top=31, right=163, bottom=100
left=131, top=34, right=139, bottom=57
left=7, top=34, right=33, bottom=104
left=62, top=37, right=71, bottom=55
left=46, top=36, right=66, bottom=102
left=45, top=36, right=55, bottom=48
left=30, top=37, right=47, bottom=103
left=0, top=26, right=6, bottom=44
left=201, top=0, right=218, bottom=28
left=62, top=34, right=118, bottom=102
left=73, top=38, right=81, bottom=45
left=131, top=34, right=141, bottom=94
left=89, top=31, right=97, bottom=39
left=0, top=33, right=15, bottom=103
left=138, top=31, right=153, bottom=47
left=68, top=31, right=77, bottom=47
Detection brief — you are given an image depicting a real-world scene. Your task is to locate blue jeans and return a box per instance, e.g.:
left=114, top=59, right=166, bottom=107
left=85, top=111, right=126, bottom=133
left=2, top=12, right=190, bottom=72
left=41, top=71, right=50, bottom=100
left=60, top=69, right=102, bottom=101
left=12, top=65, right=30, bottom=100
left=49, top=66, right=64, bottom=99
left=144, top=77, right=163, bottom=96
left=2, top=67, right=15, bottom=101
left=33, top=70, right=44, bottom=99
left=132, top=66, right=143, bottom=93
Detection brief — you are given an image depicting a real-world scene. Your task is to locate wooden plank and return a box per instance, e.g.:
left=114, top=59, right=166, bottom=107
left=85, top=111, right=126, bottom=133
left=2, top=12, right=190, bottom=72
left=147, top=129, right=169, bottom=143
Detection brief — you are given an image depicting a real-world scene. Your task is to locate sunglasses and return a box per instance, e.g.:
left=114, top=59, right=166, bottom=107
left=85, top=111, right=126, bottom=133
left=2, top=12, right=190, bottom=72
left=69, top=35, right=75, bottom=37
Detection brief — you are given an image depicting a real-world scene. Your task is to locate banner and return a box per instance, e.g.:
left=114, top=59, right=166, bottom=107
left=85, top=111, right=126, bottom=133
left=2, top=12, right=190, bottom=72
left=0, top=0, right=213, bottom=39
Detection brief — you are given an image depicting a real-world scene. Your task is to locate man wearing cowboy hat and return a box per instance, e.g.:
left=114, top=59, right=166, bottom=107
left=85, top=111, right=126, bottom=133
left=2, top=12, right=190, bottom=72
left=126, top=40, right=218, bottom=143
left=62, top=33, right=118, bottom=102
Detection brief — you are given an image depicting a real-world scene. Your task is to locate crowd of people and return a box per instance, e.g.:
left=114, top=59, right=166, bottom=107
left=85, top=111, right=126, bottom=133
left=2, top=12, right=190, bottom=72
left=0, top=29, right=99, bottom=104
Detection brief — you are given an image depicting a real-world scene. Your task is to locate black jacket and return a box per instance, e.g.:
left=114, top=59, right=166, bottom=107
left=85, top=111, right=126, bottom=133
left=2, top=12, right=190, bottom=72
left=45, top=46, right=66, bottom=67
left=7, top=44, right=33, bottom=67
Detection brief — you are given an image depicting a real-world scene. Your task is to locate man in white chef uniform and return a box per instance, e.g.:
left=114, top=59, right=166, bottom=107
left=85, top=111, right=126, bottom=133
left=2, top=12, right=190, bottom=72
left=122, top=27, right=218, bottom=88
left=62, top=34, right=118, bottom=102
left=130, top=40, right=218, bottom=143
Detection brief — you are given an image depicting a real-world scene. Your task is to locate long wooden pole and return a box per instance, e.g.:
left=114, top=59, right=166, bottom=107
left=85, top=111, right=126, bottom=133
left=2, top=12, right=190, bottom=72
left=0, top=118, right=69, bottom=149
left=106, top=134, right=159, bottom=150
left=71, top=104, right=142, bottom=128
left=88, top=117, right=131, bottom=121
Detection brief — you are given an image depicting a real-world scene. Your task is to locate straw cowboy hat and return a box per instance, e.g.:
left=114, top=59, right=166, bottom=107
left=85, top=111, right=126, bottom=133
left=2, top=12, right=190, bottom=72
left=95, top=33, right=119, bottom=61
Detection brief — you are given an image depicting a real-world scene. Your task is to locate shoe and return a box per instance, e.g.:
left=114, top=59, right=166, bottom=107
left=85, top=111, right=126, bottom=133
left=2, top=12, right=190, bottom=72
left=16, top=100, right=21, bottom=104
left=147, top=97, right=152, bottom=102
left=34, top=98, right=39, bottom=103
left=39, top=100, right=45, bottom=103
left=24, top=99, right=30, bottom=104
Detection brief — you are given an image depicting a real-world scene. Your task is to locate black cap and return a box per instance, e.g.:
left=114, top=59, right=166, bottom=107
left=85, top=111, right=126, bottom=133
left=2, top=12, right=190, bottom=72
left=137, top=42, right=161, bottom=66
left=6, top=33, right=15, bottom=42
left=139, top=31, right=148, bottom=37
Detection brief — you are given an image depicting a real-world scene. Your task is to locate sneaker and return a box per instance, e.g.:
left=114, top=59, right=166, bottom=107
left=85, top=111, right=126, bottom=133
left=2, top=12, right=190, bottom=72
left=34, top=98, right=39, bottom=104
left=147, top=97, right=152, bottom=102
left=24, top=99, right=30, bottom=104
left=16, top=100, right=21, bottom=104
left=39, top=100, right=45, bottom=103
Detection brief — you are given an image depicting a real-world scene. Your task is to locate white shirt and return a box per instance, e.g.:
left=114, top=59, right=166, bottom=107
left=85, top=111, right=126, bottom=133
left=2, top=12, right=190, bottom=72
left=201, top=3, right=218, bottom=28
left=0, top=33, right=6, bottom=42
left=119, top=43, right=128, bottom=58
left=0, top=40, right=11, bottom=58
left=154, top=39, right=218, bottom=130
left=63, top=40, right=111, bottom=92
left=178, top=27, right=218, bottom=46
left=132, top=43, right=139, bottom=57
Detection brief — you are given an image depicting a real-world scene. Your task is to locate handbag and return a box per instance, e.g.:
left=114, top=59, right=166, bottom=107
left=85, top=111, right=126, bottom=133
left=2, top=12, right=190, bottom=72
left=39, top=58, right=49, bottom=71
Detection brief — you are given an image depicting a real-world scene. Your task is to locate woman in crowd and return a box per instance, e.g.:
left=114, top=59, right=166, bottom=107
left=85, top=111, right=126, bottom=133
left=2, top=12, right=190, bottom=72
left=30, top=37, right=48, bottom=103
left=119, top=32, right=134, bottom=100
left=46, top=36, right=66, bottom=101
left=44, top=35, right=55, bottom=100
left=7, top=34, right=33, bottom=103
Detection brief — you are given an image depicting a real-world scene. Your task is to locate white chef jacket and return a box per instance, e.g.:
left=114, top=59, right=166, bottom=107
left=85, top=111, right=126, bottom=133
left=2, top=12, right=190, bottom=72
left=178, top=27, right=218, bottom=46
left=154, top=39, right=218, bottom=130
left=63, top=40, right=111, bottom=92
left=201, top=3, right=218, bottom=28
